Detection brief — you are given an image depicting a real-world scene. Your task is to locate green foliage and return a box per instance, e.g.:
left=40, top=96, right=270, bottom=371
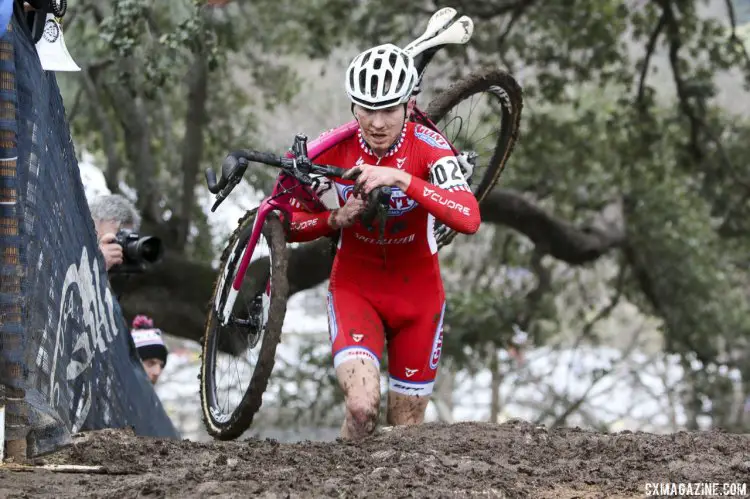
left=622, top=112, right=750, bottom=361
left=61, top=0, right=312, bottom=254
left=441, top=226, right=555, bottom=367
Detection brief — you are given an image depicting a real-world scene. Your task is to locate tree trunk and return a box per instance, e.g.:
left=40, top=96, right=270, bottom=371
left=175, top=53, right=209, bottom=251
left=488, top=343, right=502, bottom=423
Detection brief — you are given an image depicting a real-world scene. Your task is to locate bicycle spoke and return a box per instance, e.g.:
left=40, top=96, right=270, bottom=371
left=438, top=91, right=506, bottom=193
left=421, top=68, right=523, bottom=248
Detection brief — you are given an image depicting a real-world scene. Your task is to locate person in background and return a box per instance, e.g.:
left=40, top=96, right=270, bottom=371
left=88, top=193, right=142, bottom=272
left=131, top=315, right=168, bottom=385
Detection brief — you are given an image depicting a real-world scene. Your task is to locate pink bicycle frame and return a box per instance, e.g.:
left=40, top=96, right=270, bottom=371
left=226, top=120, right=359, bottom=300
left=225, top=107, right=457, bottom=307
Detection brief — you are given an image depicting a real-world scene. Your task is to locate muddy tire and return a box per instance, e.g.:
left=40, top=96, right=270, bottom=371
left=199, top=210, right=289, bottom=440
left=418, top=67, right=523, bottom=248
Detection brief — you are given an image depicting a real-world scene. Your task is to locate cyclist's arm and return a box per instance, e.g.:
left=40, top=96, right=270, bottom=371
left=404, top=155, right=481, bottom=234
left=286, top=210, right=337, bottom=242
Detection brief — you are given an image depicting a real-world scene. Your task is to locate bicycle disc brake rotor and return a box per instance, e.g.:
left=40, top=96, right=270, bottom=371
left=233, top=276, right=271, bottom=349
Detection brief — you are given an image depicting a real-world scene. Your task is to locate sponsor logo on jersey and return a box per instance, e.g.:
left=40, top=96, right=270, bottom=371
left=396, top=157, right=406, bottom=169
left=404, top=367, right=418, bottom=378
left=354, top=233, right=415, bottom=245
left=421, top=186, right=472, bottom=216
left=290, top=218, right=318, bottom=231
left=414, top=124, right=451, bottom=150
left=341, top=185, right=417, bottom=216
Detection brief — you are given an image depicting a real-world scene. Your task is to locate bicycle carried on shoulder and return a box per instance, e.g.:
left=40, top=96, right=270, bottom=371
left=199, top=7, right=524, bottom=440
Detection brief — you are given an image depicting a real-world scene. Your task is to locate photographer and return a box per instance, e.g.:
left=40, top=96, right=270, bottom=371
left=89, top=193, right=162, bottom=274
left=89, top=194, right=142, bottom=271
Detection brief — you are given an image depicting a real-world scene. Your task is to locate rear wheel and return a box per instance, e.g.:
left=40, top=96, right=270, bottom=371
left=199, top=209, right=289, bottom=440
left=416, top=67, right=523, bottom=248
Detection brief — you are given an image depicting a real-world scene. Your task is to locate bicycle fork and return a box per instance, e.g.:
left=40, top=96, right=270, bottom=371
left=218, top=202, right=275, bottom=326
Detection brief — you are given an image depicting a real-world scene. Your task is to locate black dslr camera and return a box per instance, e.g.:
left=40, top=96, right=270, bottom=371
left=110, top=229, right=164, bottom=274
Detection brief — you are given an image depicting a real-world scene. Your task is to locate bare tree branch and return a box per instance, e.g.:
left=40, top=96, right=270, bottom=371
left=496, top=0, right=537, bottom=49
left=657, top=0, right=703, bottom=159
left=65, top=87, right=85, bottom=125
left=457, top=0, right=537, bottom=20
left=101, top=78, right=160, bottom=221
left=724, top=0, right=750, bottom=73
left=80, top=69, right=122, bottom=194
left=656, top=0, right=741, bottom=177
left=544, top=321, right=644, bottom=428
left=517, top=245, right=550, bottom=331
left=480, top=189, right=625, bottom=264
left=636, top=10, right=667, bottom=107
left=580, top=260, right=627, bottom=340
left=86, top=2, right=160, bottom=219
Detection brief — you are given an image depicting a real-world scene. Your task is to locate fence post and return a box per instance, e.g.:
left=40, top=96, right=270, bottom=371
left=0, top=383, right=4, bottom=461
left=0, top=19, right=25, bottom=464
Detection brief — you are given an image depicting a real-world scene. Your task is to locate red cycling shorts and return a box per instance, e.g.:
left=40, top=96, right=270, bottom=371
left=326, top=257, right=446, bottom=397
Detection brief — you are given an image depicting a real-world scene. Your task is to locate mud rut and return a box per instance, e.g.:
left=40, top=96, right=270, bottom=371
left=2, top=421, right=748, bottom=498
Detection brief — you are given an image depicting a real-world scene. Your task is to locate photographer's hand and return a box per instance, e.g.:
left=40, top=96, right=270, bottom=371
left=99, top=233, right=123, bottom=271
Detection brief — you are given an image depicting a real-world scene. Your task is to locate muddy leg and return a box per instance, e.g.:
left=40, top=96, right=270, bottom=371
left=336, top=359, right=381, bottom=440
left=386, top=391, right=430, bottom=425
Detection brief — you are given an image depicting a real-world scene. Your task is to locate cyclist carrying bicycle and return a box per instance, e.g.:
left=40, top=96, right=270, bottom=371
left=285, top=43, right=481, bottom=440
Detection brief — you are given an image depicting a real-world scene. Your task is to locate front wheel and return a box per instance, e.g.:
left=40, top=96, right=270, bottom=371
left=200, top=209, right=289, bottom=440
left=418, top=67, right=524, bottom=249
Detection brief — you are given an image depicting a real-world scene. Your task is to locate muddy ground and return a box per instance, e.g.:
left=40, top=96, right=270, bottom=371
left=1, top=421, right=748, bottom=498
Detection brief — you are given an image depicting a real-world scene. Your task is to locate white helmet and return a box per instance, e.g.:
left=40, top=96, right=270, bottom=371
left=345, top=43, right=418, bottom=110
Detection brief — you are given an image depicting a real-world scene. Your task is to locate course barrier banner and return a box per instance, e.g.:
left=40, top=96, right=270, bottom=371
left=0, top=13, right=179, bottom=457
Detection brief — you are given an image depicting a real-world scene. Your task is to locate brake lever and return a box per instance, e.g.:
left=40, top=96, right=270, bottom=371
left=211, top=191, right=227, bottom=212
left=288, top=134, right=315, bottom=185
left=210, top=180, right=236, bottom=212
left=210, top=168, right=244, bottom=212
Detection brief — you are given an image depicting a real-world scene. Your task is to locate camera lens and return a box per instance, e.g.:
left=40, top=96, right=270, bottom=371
left=138, top=237, right=163, bottom=263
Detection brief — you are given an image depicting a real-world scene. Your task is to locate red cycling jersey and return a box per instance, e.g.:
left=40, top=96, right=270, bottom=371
left=285, top=121, right=480, bottom=397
